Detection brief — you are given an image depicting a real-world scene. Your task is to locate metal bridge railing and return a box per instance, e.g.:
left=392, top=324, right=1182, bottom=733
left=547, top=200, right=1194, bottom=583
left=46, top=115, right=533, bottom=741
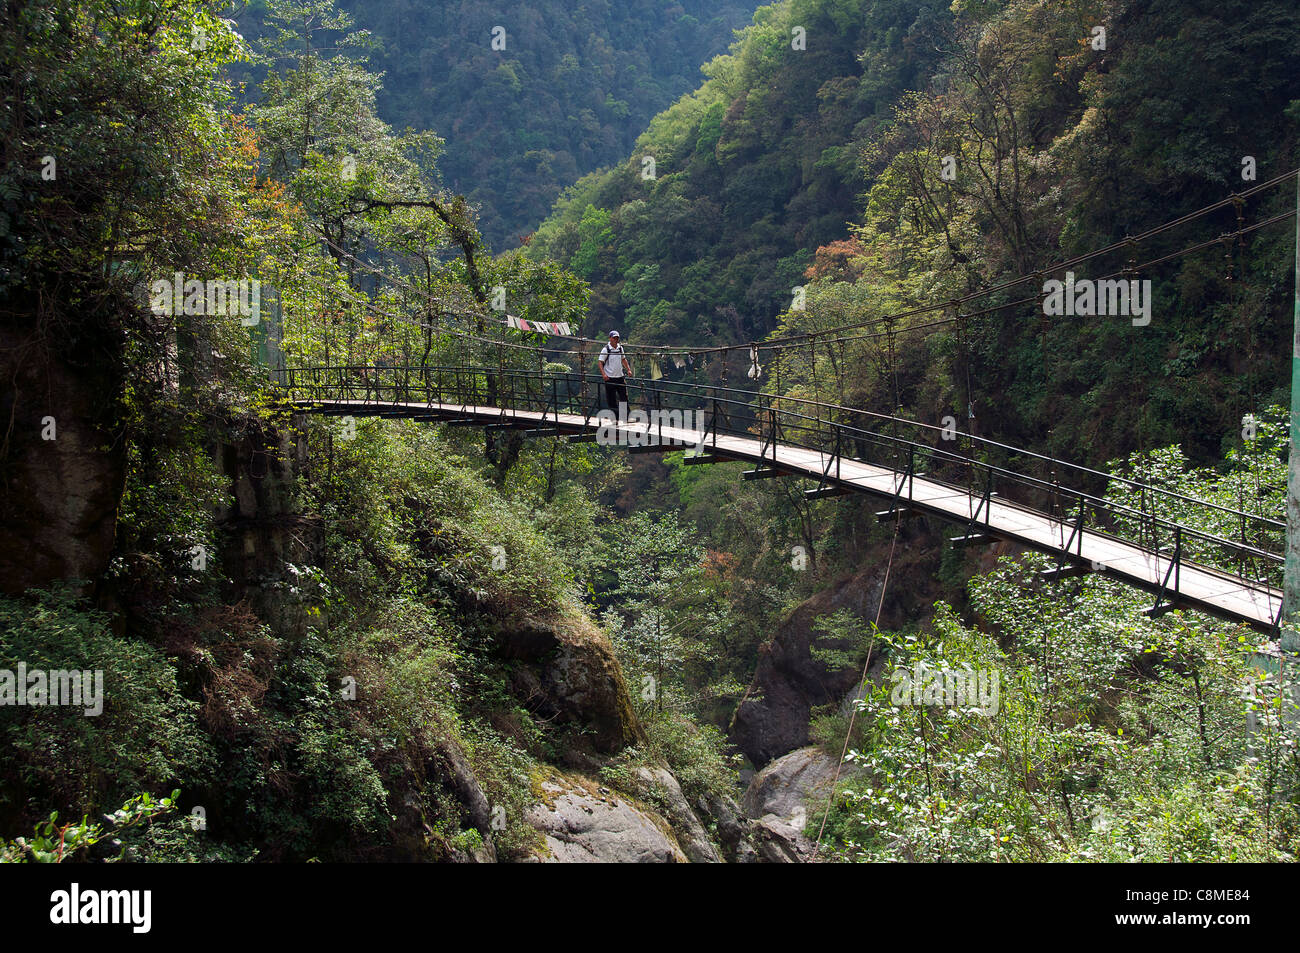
left=284, top=362, right=1285, bottom=612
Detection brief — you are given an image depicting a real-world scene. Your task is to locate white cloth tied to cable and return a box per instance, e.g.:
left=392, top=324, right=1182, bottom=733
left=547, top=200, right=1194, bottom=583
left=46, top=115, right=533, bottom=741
left=506, top=314, right=572, bottom=336
left=746, top=344, right=763, bottom=380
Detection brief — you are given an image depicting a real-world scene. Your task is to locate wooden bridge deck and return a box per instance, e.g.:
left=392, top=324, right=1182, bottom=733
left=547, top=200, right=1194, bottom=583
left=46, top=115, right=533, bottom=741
left=300, top=398, right=1283, bottom=632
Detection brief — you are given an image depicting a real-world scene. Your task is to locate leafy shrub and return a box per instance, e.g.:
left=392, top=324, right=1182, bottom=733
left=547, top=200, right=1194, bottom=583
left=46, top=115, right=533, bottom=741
left=0, top=588, right=213, bottom=828
left=2, top=790, right=181, bottom=863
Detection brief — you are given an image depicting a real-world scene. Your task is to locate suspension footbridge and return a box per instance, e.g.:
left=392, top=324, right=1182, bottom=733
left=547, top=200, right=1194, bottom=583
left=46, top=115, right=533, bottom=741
left=287, top=363, right=1285, bottom=634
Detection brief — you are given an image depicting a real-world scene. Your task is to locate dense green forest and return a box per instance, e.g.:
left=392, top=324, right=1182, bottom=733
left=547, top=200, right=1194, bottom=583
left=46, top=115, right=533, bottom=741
left=529, top=0, right=949, bottom=342
left=1, top=0, right=1298, bottom=871
left=234, top=0, right=760, bottom=249
left=530, top=0, right=1300, bottom=466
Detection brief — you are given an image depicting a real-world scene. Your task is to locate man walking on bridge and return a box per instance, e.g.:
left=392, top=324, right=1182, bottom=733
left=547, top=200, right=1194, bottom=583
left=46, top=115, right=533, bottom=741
left=598, top=330, right=633, bottom=422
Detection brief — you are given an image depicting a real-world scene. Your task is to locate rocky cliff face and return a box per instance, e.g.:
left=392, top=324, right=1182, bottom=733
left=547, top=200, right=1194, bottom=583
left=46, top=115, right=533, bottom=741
left=526, top=770, right=688, bottom=863
left=0, top=320, right=126, bottom=595
left=741, top=746, right=848, bottom=863
left=217, top=415, right=323, bottom=638
left=730, top=530, right=947, bottom=768
left=497, top=610, right=646, bottom=759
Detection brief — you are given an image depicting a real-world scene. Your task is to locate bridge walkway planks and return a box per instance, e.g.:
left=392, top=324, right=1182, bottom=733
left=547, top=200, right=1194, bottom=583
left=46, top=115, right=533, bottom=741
left=299, top=398, right=1282, bottom=632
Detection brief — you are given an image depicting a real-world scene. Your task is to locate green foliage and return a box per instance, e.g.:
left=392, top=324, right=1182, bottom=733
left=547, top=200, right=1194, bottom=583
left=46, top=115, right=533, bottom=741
left=810, top=608, right=875, bottom=672
left=596, top=510, right=750, bottom=720
left=602, top=710, right=740, bottom=813
left=804, top=398, right=1300, bottom=863
left=313, top=420, right=577, bottom=612
left=571, top=205, right=614, bottom=280
left=1101, top=405, right=1288, bottom=582
left=0, top=0, right=255, bottom=300
left=819, top=557, right=1300, bottom=862
left=318, top=0, right=758, bottom=249
left=1, top=790, right=182, bottom=864
left=457, top=719, right=541, bottom=859
left=113, top=406, right=232, bottom=606
left=0, top=589, right=214, bottom=823
left=795, top=0, right=1298, bottom=467
left=227, top=0, right=757, bottom=249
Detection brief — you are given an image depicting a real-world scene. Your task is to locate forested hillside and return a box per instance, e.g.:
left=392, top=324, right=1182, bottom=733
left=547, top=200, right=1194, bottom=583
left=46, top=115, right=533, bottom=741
left=530, top=0, right=1300, bottom=466
left=236, top=0, right=759, bottom=248
left=530, top=0, right=950, bottom=344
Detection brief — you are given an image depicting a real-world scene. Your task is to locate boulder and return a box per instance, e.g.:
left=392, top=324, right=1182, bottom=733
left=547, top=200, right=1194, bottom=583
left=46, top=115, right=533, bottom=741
left=751, top=814, right=816, bottom=863
left=697, top=792, right=758, bottom=863
left=739, top=745, right=854, bottom=863
left=526, top=772, right=686, bottom=863
left=632, top=766, right=720, bottom=863
left=500, top=610, right=645, bottom=756
left=742, top=745, right=845, bottom=823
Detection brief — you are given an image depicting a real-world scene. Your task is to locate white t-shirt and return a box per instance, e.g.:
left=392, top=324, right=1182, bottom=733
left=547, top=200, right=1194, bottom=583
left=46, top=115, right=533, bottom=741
left=599, top=343, right=626, bottom=378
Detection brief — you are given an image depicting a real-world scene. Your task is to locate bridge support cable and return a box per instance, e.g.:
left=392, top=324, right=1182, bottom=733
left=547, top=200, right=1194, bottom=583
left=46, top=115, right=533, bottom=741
left=297, top=175, right=1299, bottom=389
left=1285, top=171, right=1300, bottom=661
left=813, top=510, right=903, bottom=860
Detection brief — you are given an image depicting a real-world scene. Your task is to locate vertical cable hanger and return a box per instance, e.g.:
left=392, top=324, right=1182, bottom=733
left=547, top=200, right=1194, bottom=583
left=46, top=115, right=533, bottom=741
left=1229, top=193, right=1266, bottom=582
left=496, top=330, right=504, bottom=410
left=806, top=339, right=814, bottom=404
left=833, top=333, right=846, bottom=406
left=951, top=300, right=973, bottom=497
left=955, top=301, right=975, bottom=437
left=886, top=316, right=899, bottom=413
left=1034, top=273, right=1055, bottom=514
left=885, top=316, right=899, bottom=469
left=810, top=337, right=821, bottom=426
left=1121, top=236, right=1151, bottom=479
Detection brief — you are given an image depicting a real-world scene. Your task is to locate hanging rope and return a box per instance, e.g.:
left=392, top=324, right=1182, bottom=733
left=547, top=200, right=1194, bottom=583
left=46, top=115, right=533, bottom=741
left=810, top=338, right=821, bottom=413
left=813, top=509, right=902, bottom=860
left=885, top=319, right=899, bottom=412
left=884, top=317, right=900, bottom=467
left=834, top=334, right=847, bottom=406
left=1231, top=193, right=1267, bottom=583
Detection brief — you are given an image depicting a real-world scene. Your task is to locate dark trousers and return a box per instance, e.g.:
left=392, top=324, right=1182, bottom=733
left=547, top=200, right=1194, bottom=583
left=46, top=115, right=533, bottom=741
left=604, top=378, right=629, bottom=421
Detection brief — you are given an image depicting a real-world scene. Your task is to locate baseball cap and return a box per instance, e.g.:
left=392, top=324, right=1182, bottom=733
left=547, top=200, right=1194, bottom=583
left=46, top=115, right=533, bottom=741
left=608, top=330, right=620, bottom=338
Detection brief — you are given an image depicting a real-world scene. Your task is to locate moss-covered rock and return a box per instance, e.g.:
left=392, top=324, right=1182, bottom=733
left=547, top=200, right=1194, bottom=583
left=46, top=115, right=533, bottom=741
left=524, top=768, right=686, bottom=863
left=497, top=607, right=646, bottom=757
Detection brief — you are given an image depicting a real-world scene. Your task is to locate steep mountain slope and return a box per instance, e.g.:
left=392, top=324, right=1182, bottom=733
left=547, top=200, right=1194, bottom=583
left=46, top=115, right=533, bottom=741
left=330, top=0, right=760, bottom=248
left=530, top=0, right=1300, bottom=466
left=527, top=0, right=951, bottom=344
